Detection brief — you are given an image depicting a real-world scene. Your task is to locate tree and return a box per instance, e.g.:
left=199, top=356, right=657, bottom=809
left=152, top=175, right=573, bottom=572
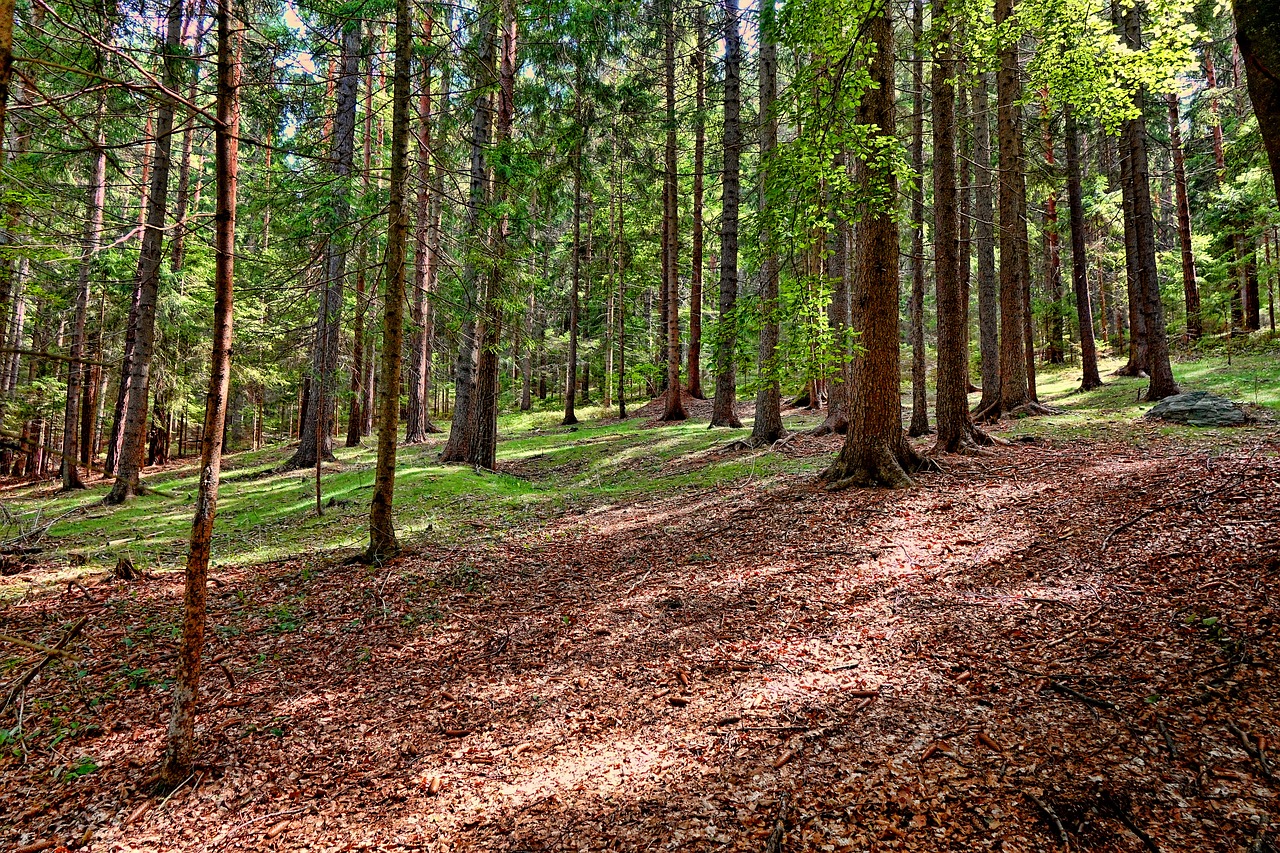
left=106, top=0, right=184, bottom=503
left=821, top=1, right=925, bottom=489
left=750, top=0, right=783, bottom=444
left=710, top=0, right=743, bottom=429
left=162, top=0, right=239, bottom=782
left=658, top=0, right=686, bottom=422
left=1063, top=105, right=1102, bottom=390
left=972, top=71, right=1000, bottom=415
left=366, top=0, right=412, bottom=561
left=1232, top=0, right=1280, bottom=209
left=686, top=2, right=706, bottom=400
left=932, top=0, right=990, bottom=453
left=1167, top=92, right=1201, bottom=340
left=907, top=0, right=930, bottom=438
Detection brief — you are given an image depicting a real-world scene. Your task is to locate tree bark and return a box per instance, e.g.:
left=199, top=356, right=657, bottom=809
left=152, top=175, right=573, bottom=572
left=366, top=0, right=412, bottom=560
left=933, top=0, right=989, bottom=453
left=822, top=3, right=924, bottom=489
left=161, top=0, right=237, bottom=783
left=1232, top=0, right=1280, bottom=208
left=289, top=22, right=360, bottom=468
left=659, top=0, right=687, bottom=422
left=710, top=0, right=743, bottom=428
left=1166, top=93, right=1201, bottom=340
left=106, top=0, right=184, bottom=503
left=1064, top=106, right=1102, bottom=390
left=687, top=3, right=706, bottom=400
left=750, top=0, right=782, bottom=443
left=907, top=0, right=930, bottom=437
left=972, top=72, right=1000, bottom=415
left=1041, top=96, right=1065, bottom=364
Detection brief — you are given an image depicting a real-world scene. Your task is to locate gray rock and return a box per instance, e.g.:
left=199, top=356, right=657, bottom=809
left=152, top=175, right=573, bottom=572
left=1144, top=391, right=1249, bottom=427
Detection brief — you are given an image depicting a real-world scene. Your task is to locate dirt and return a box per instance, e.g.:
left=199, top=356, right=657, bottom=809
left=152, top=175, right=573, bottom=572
left=2, top=434, right=1278, bottom=852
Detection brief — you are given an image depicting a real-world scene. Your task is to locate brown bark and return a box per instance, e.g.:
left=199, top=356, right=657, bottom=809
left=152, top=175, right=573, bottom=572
left=972, top=72, right=1000, bottom=415
left=106, top=0, right=184, bottom=503
left=1041, top=96, right=1064, bottom=364
left=563, top=141, right=583, bottom=426
left=365, top=0, right=412, bottom=560
left=710, top=0, right=743, bottom=428
left=687, top=3, right=706, bottom=400
left=1232, top=0, right=1280, bottom=208
left=161, top=0, right=238, bottom=784
left=659, top=0, right=687, bottom=422
left=907, top=0, right=930, bottom=437
left=750, top=0, right=782, bottom=443
left=822, top=4, right=924, bottom=489
left=1164, top=94, right=1201, bottom=340
left=1064, top=106, right=1102, bottom=391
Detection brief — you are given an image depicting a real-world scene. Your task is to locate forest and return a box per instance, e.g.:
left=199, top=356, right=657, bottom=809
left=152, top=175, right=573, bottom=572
left=1, top=0, right=1279, bottom=848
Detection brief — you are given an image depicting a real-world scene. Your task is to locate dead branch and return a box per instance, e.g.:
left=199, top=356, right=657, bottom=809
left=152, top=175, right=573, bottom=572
left=2, top=616, right=90, bottom=712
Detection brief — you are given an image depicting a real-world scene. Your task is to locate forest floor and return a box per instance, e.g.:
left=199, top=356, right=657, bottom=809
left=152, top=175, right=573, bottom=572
left=2, top=351, right=1279, bottom=852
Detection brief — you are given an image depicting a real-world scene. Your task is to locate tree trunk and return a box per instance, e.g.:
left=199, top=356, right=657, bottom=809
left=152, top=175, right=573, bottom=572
left=750, top=0, right=782, bottom=442
left=972, top=72, right=1000, bottom=415
left=405, top=10, right=440, bottom=443
left=563, top=140, right=583, bottom=426
left=62, top=96, right=108, bottom=491
left=106, top=0, right=184, bottom=504
left=366, top=0, right=412, bottom=560
left=710, top=0, right=743, bottom=428
left=161, top=0, right=238, bottom=783
left=1232, top=0, right=1280, bottom=208
left=659, top=0, right=687, bottom=422
left=441, top=12, right=496, bottom=461
left=1122, top=4, right=1179, bottom=401
left=686, top=3, right=706, bottom=400
left=933, top=0, right=989, bottom=453
left=822, top=4, right=924, bottom=489
left=1041, top=97, right=1065, bottom=364
left=289, top=22, right=359, bottom=469
left=1064, top=106, right=1102, bottom=391
left=1166, top=93, right=1201, bottom=339
left=907, top=0, right=930, bottom=437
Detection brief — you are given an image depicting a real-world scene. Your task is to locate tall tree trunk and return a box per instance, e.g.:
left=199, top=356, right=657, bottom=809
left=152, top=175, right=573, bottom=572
left=161, top=0, right=237, bottom=783
left=813, top=156, right=851, bottom=437
left=106, top=0, right=184, bottom=503
left=563, top=136, right=583, bottom=426
left=933, top=0, right=989, bottom=453
left=957, top=56, right=974, bottom=393
left=466, top=0, right=515, bottom=469
left=1064, top=106, right=1102, bottom=390
left=346, top=43, right=377, bottom=447
left=972, top=72, right=1000, bottom=414
left=750, top=0, right=782, bottom=442
left=366, top=0, right=412, bottom=559
left=289, top=22, right=359, bottom=468
left=1166, top=93, right=1200, bottom=340
left=441, top=9, right=496, bottom=460
left=686, top=3, right=706, bottom=399
left=822, top=4, right=923, bottom=489
left=405, top=11, right=439, bottom=443
left=62, top=100, right=108, bottom=491
left=979, top=0, right=1043, bottom=419
left=1122, top=5, right=1179, bottom=401
left=169, top=0, right=206, bottom=275
left=907, top=0, right=930, bottom=437
left=1041, top=96, right=1065, bottom=364
left=1232, top=0, right=1280, bottom=208
left=710, top=0, right=743, bottom=428
left=659, top=0, right=687, bottom=422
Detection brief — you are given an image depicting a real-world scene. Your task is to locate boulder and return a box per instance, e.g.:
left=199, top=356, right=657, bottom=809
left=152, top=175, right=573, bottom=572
left=1144, top=391, right=1249, bottom=427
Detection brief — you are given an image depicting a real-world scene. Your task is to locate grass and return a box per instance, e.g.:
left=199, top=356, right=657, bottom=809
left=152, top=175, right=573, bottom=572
left=1, top=346, right=1274, bottom=588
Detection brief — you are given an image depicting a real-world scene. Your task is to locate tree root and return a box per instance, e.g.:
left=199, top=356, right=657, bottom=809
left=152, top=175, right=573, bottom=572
left=820, top=438, right=928, bottom=490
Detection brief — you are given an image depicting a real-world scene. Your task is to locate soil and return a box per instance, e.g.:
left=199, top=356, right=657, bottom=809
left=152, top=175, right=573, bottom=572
left=2, top=434, right=1278, bottom=852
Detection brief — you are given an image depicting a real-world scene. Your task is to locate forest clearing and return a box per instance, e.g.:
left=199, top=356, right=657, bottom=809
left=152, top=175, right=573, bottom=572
left=2, top=0, right=1280, bottom=848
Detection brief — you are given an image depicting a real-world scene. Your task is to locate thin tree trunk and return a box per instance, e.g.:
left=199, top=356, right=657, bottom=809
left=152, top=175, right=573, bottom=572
left=972, top=72, right=1000, bottom=414
left=1041, top=95, right=1065, bottom=364
left=659, top=0, right=687, bottom=422
left=366, top=0, right=411, bottom=559
left=908, top=0, right=930, bottom=437
left=1064, top=106, right=1102, bottom=390
left=405, top=10, right=439, bottom=443
left=563, top=140, right=583, bottom=426
left=106, top=0, right=183, bottom=503
left=162, top=0, right=238, bottom=783
left=686, top=3, right=706, bottom=400
left=750, top=0, right=782, bottom=442
left=710, top=0, right=743, bottom=428
left=1166, top=93, right=1200, bottom=339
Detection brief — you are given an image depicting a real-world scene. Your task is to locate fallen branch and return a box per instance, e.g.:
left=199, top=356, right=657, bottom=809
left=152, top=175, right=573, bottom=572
left=0, top=632, right=82, bottom=660
left=1025, top=792, right=1069, bottom=845
left=1102, top=475, right=1246, bottom=549
left=1227, top=721, right=1275, bottom=782
left=2, top=616, right=89, bottom=712
left=1047, top=680, right=1118, bottom=712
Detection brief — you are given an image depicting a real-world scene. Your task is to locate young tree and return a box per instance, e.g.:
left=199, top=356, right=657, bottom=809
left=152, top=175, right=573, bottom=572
left=907, top=0, right=930, bottom=438
left=366, top=0, right=412, bottom=560
left=1063, top=105, right=1102, bottom=390
left=1167, top=92, right=1200, bottom=340
left=710, top=0, right=743, bottom=429
left=658, top=0, right=687, bottom=422
left=687, top=2, right=706, bottom=400
left=163, top=0, right=239, bottom=782
left=972, top=72, right=1000, bottom=415
left=822, top=2, right=925, bottom=489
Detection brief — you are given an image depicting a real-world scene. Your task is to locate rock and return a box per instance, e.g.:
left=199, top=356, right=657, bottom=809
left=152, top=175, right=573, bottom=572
left=1144, top=391, right=1249, bottom=427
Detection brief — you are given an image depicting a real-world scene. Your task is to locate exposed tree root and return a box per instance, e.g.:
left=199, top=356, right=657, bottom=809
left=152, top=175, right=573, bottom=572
left=1112, top=364, right=1149, bottom=379
left=719, top=431, right=795, bottom=454
left=973, top=399, right=1060, bottom=423
left=934, top=422, right=1004, bottom=456
left=819, top=437, right=931, bottom=490
left=808, top=414, right=849, bottom=437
